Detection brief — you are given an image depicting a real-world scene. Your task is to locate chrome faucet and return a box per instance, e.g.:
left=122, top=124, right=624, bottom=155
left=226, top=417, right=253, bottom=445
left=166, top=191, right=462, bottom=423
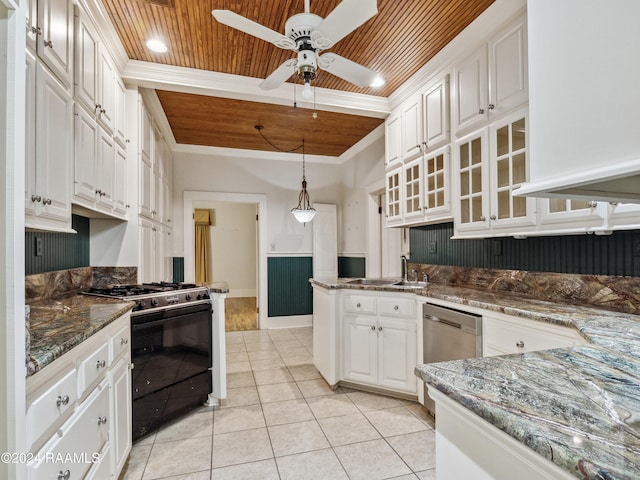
left=412, top=269, right=419, bottom=282
left=401, top=255, right=408, bottom=281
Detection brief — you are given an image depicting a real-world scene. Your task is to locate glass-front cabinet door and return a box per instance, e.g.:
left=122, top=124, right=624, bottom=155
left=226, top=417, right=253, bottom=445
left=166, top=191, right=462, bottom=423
left=455, top=129, right=489, bottom=233
left=488, top=109, right=536, bottom=231
left=423, top=146, right=452, bottom=221
left=403, top=157, right=423, bottom=222
left=385, top=167, right=402, bottom=226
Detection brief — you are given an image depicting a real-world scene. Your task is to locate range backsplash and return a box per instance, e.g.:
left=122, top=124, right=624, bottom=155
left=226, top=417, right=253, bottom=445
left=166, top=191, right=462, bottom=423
left=410, top=263, right=640, bottom=315
left=25, top=266, right=137, bottom=302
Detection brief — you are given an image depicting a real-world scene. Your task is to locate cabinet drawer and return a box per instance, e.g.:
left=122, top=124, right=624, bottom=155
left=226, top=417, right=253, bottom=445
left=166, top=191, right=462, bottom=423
left=26, top=368, right=77, bottom=450
left=483, top=316, right=584, bottom=356
left=343, top=295, right=377, bottom=315
left=378, top=297, right=415, bottom=317
left=110, top=322, right=131, bottom=362
left=29, top=382, right=110, bottom=480
left=78, top=342, right=109, bottom=397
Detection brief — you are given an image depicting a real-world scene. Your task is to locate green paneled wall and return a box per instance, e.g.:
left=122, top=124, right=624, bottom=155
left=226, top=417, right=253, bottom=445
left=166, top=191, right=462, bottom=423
left=410, top=222, right=640, bottom=277
left=338, top=257, right=366, bottom=278
left=268, top=256, right=313, bottom=317
left=25, top=215, right=90, bottom=275
left=173, top=257, right=184, bottom=283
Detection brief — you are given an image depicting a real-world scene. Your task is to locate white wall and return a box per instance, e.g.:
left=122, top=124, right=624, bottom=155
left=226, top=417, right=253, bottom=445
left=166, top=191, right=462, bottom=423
left=339, top=136, right=386, bottom=256
left=172, top=151, right=343, bottom=256
left=193, top=201, right=257, bottom=297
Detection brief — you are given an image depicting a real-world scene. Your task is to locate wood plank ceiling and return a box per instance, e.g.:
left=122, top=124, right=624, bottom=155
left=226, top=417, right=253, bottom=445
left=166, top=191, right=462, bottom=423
left=102, top=0, right=495, bottom=155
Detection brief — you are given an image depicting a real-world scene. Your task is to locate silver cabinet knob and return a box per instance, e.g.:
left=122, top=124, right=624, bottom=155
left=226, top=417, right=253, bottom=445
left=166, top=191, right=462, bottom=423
left=97, top=416, right=108, bottom=425
left=56, top=394, right=69, bottom=407
left=480, top=216, right=486, bottom=222
left=42, top=198, right=52, bottom=205
left=490, top=215, right=497, bottom=220
left=394, top=305, right=399, bottom=310
left=516, top=340, right=525, bottom=349
left=378, top=326, right=382, bottom=331
left=43, top=40, right=53, bottom=48
left=58, top=470, right=70, bottom=480
left=488, top=104, right=495, bottom=110
left=356, top=303, right=361, bottom=308
left=96, top=359, right=106, bottom=368
left=31, top=195, right=41, bottom=203
left=121, top=337, right=129, bottom=345
left=370, top=325, right=375, bottom=331
left=478, top=108, right=485, bottom=115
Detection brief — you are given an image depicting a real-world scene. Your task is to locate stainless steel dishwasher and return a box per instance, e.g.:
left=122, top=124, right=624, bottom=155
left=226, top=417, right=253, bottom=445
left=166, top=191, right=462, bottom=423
left=423, top=303, right=482, bottom=415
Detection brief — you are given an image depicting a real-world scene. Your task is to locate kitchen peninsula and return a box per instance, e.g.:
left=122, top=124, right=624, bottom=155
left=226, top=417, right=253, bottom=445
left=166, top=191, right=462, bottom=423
left=310, top=276, right=640, bottom=480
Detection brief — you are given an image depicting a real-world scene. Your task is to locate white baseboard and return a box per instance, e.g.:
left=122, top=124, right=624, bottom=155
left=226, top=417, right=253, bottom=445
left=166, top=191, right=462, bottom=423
left=260, top=315, right=312, bottom=330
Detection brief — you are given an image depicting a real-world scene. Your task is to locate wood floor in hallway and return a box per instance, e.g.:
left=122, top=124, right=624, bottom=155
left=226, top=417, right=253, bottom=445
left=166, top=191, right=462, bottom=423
left=225, top=297, right=257, bottom=331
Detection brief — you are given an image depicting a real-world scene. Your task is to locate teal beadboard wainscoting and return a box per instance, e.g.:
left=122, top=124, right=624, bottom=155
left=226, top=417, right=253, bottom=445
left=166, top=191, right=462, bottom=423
left=172, top=257, right=184, bottom=282
left=268, top=256, right=313, bottom=317
left=25, top=215, right=90, bottom=275
left=338, top=256, right=366, bottom=278
left=410, top=222, right=640, bottom=277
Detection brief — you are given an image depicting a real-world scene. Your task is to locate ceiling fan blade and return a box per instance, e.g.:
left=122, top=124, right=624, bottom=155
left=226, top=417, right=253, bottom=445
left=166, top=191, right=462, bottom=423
left=259, top=59, right=297, bottom=90
left=212, top=10, right=296, bottom=50
left=312, top=0, right=377, bottom=49
left=318, top=53, right=380, bottom=88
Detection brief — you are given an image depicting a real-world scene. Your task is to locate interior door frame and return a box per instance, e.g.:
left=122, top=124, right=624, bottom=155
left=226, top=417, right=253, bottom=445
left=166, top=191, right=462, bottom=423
left=183, top=191, right=267, bottom=329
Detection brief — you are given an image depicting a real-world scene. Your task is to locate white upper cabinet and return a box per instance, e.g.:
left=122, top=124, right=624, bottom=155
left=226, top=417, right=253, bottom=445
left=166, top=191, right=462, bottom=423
left=26, top=0, right=38, bottom=51
left=401, top=93, right=423, bottom=160
left=26, top=61, right=73, bottom=231
left=74, top=10, right=98, bottom=112
left=453, top=45, right=488, bottom=134
left=453, top=14, right=527, bottom=135
left=384, top=110, right=401, bottom=167
left=98, top=49, right=116, bottom=133
left=37, top=0, right=74, bottom=88
left=73, top=103, right=99, bottom=203
left=454, top=108, right=534, bottom=237
left=385, top=167, right=402, bottom=226
left=515, top=0, right=640, bottom=203
left=114, top=76, right=128, bottom=148
left=25, top=50, right=37, bottom=219
left=422, top=146, right=452, bottom=221
left=422, top=74, right=450, bottom=151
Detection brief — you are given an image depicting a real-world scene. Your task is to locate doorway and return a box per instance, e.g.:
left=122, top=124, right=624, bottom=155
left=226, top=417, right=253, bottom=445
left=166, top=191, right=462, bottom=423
left=365, top=185, right=402, bottom=278
left=183, top=191, right=268, bottom=330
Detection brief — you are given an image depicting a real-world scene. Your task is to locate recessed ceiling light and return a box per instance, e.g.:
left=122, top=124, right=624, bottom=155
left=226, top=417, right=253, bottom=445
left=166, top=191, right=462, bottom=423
left=146, top=39, right=168, bottom=53
left=370, top=76, right=385, bottom=88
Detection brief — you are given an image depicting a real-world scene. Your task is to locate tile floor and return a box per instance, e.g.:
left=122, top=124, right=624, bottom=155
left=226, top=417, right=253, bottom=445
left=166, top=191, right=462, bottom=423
left=121, top=327, right=437, bottom=480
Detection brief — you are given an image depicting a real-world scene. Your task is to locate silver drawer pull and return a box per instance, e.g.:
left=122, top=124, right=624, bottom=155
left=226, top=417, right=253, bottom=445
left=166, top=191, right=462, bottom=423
left=394, top=305, right=399, bottom=310
left=56, top=395, right=69, bottom=407
left=378, top=326, right=383, bottom=331
left=370, top=325, right=375, bottom=331
left=356, top=303, right=361, bottom=308
left=97, top=416, right=108, bottom=425
left=120, top=337, right=129, bottom=345
left=516, top=340, right=525, bottom=349
left=96, top=359, right=106, bottom=368
left=58, top=470, right=70, bottom=480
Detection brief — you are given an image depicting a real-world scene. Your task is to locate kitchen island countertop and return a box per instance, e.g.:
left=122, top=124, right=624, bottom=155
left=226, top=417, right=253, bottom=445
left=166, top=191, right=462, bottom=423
left=310, top=277, right=640, bottom=479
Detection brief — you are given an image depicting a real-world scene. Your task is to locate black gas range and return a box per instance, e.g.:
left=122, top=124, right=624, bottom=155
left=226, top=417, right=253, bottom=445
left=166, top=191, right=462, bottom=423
left=83, top=281, right=214, bottom=440
left=84, top=282, right=211, bottom=315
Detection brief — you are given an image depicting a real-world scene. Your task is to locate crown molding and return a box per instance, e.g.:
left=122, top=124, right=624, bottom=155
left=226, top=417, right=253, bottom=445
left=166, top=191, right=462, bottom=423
left=172, top=143, right=343, bottom=165
left=338, top=123, right=384, bottom=163
left=123, top=60, right=390, bottom=118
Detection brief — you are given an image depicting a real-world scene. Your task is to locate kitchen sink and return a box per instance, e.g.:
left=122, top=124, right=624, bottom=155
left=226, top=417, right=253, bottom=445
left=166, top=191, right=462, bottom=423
left=346, top=278, right=427, bottom=289
left=391, top=280, right=428, bottom=288
left=346, top=278, right=397, bottom=286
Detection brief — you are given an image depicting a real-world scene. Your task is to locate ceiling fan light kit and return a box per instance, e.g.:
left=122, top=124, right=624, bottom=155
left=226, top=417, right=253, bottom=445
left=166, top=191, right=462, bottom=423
left=212, top=0, right=383, bottom=92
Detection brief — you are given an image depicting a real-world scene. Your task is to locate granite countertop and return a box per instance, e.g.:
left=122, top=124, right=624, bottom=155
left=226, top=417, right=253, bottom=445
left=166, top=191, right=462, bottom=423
left=27, top=293, right=134, bottom=377
left=198, top=281, right=230, bottom=294
left=311, top=277, right=640, bottom=479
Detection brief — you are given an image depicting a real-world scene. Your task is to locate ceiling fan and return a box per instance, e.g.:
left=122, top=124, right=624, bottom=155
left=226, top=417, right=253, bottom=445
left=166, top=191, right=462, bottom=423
left=212, top=0, right=384, bottom=99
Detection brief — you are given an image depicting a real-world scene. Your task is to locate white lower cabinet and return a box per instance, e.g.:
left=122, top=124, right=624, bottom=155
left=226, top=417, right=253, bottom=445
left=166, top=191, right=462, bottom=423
left=483, top=312, right=586, bottom=357
left=26, top=313, right=132, bottom=480
left=341, top=293, right=418, bottom=395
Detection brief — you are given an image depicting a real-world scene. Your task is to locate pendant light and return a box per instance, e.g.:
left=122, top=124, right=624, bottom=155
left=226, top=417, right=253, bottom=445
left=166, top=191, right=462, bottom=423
left=291, top=140, right=316, bottom=224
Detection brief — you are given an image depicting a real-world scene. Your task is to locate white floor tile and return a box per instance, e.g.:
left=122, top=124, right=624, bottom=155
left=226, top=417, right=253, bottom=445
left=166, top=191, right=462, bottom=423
left=212, top=459, right=279, bottom=480
left=333, top=439, right=412, bottom=480
left=268, top=420, right=330, bottom=456
left=143, top=436, right=212, bottom=479
left=276, top=448, right=348, bottom=480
